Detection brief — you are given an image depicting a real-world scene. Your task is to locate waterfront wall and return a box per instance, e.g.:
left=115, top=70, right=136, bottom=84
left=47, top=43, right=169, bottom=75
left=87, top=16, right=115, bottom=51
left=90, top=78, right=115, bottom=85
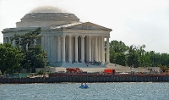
left=0, top=76, right=169, bottom=83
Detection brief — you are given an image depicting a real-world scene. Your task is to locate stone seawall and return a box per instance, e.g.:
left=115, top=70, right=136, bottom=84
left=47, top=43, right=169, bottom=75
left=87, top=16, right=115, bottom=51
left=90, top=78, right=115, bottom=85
left=0, top=75, right=169, bottom=83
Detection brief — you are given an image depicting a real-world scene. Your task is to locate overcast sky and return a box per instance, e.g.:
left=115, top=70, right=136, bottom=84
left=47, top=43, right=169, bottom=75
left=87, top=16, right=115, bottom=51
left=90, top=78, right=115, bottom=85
left=0, top=0, right=169, bottom=53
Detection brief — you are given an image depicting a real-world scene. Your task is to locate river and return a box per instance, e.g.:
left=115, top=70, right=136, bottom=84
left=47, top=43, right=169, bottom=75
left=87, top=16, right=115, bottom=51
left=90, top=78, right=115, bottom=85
left=0, top=82, right=168, bottom=100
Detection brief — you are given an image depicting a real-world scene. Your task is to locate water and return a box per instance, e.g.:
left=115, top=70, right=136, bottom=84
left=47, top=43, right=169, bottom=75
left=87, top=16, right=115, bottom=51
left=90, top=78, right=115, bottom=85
left=0, top=83, right=169, bottom=100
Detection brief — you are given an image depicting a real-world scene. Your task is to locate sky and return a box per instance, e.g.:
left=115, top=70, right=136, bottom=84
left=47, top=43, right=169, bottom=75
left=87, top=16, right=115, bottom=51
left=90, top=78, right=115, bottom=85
left=0, top=0, right=169, bottom=53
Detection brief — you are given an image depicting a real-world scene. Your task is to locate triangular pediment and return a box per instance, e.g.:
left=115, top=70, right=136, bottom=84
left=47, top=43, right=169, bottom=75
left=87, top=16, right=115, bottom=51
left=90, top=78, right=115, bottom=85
left=65, top=22, right=112, bottom=31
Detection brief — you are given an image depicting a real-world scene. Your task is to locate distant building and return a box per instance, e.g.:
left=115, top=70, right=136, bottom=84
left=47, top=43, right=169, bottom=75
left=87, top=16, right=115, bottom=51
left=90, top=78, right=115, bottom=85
left=2, top=7, right=112, bottom=67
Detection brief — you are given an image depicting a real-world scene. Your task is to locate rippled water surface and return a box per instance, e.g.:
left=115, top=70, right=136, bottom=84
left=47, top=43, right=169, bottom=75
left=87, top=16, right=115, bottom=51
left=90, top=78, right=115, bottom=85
left=0, top=82, right=169, bottom=100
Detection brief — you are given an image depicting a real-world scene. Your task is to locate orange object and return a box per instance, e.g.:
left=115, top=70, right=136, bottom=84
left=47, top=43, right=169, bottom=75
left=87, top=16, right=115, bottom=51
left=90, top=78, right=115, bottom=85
left=104, top=69, right=115, bottom=74
left=66, top=68, right=81, bottom=73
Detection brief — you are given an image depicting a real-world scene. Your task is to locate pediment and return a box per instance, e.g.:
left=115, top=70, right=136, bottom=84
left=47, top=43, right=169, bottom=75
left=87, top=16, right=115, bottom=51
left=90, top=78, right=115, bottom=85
left=65, top=22, right=112, bottom=31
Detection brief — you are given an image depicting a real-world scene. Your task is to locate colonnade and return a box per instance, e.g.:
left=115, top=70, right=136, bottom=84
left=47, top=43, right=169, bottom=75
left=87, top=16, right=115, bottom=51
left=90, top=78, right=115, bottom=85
left=42, top=35, right=110, bottom=64
left=3, top=37, right=11, bottom=44
left=3, top=37, right=38, bottom=48
left=3, top=37, right=16, bottom=46
left=3, top=34, right=110, bottom=64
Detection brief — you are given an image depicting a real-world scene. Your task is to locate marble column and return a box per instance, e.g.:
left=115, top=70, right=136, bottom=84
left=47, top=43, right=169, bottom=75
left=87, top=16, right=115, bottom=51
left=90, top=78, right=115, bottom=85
left=89, top=36, right=91, bottom=61
left=86, top=36, right=88, bottom=61
left=106, top=36, right=110, bottom=63
left=44, top=35, right=48, bottom=56
left=75, top=36, right=78, bottom=62
left=50, top=36, right=54, bottom=63
left=91, top=38, right=94, bottom=61
left=12, top=39, right=16, bottom=47
left=81, top=36, right=85, bottom=62
left=41, top=36, right=44, bottom=49
left=5, top=37, right=7, bottom=43
left=68, top=35, right=72, bottom=63
left=102, top=36, right=105, bottom=63
left=6, top=37, right=9, bottom=43
left=7, top=37, right=9, bottom=43
left=33, top=39, right=36, bottom=47
left=53, top=37, right=56, bottom=63
left=58, top=36, right=61, bottom=62
left=6, top=37, right=8, bottom=43
left=95, top=36, right=98, bottom=61
left=62, top=35, right=66, bottom=63
left=47, top=35, right=51, bottom=61
left=98, top=37, right=101, bottom=61
left=3, top=38, right=5, bottom=43
left=9, top=37, right=11, bottom=44
left=4, top=37, right=6, bottom=43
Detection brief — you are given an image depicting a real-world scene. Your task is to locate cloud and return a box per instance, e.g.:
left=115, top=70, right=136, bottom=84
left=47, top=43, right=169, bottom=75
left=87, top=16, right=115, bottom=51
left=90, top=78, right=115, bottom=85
left=124, top=7, right=169, bottom=53
left=0, top=0, right=169, bottom=53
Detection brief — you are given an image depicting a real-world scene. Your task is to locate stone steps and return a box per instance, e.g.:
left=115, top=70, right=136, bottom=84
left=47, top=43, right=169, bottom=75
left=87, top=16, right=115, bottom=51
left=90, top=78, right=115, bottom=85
left=61, top=62, right=106, bottom=68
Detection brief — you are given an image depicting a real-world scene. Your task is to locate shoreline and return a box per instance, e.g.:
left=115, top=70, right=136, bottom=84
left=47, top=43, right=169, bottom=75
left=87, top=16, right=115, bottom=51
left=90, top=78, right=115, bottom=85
left=1, top=75, right=169, bottom=84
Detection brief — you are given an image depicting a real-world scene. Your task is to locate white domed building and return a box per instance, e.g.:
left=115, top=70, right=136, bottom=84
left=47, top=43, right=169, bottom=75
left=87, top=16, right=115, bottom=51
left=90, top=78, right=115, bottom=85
left=2, top=7, right=112, bottom=67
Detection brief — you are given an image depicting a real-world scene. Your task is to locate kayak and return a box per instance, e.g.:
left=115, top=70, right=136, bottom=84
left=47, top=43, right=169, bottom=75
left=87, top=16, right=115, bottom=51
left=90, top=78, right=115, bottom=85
left=79, top=84, right=89, bottom=89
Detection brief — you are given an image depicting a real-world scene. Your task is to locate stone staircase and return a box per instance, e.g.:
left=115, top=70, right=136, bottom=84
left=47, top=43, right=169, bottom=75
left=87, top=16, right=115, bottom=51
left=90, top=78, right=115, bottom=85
left=61, top=62, right=106, bottom=68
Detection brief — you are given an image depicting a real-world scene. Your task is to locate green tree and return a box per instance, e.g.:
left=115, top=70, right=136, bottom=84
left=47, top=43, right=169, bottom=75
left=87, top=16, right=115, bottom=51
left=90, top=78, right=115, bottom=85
left=115, top=53, right=126, bottom=66
left=108, top=40, right=169, bottom=68
left=126, top=45, right=140, bottom=67
left=110, top=40, right=128, bottom=53
left=137, top=45, right=146, bottom=67
left=12, top=27, right=41, bottom=51
left=0, top=43, right=24, bottom=74
left=109, top=47, right=115, bottom=63
left=149, top=51, right=156, bottom=67
left=109, top=40, right=128, bottom=65
left=143, top=52, right=151, bottom=67
left=12, top=28, right=47, bottom=73
left=22, top=45, right=47, bottom=72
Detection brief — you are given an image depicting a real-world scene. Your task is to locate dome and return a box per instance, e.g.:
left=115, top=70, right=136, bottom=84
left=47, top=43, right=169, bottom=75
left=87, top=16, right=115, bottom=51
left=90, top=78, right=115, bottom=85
left=16, top=6, right=79, bottom=28
left=29, top=6, right=68, bottom=13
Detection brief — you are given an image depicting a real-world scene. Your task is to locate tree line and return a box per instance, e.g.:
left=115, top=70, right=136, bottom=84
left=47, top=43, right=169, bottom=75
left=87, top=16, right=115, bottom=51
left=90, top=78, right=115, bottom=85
left=109, top=40, right=169, bottom=68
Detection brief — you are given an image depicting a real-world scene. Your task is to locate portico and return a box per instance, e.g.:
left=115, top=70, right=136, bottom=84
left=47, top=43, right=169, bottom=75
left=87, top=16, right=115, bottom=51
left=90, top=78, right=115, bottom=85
left=47, top=34, right=110, bottom=64
left=30, top=20, right=112, bottom=66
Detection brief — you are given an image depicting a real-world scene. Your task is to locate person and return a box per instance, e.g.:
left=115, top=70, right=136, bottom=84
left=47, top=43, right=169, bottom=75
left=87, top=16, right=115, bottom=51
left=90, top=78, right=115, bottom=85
left=79, top=82, right=89, bottom=89
left=79, top=83, right=84, bottom=88
left=84, top=83, right=88, bottom=88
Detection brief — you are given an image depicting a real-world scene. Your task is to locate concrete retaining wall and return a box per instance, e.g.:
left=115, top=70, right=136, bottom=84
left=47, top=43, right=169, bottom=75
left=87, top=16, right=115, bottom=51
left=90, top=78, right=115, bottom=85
left=0, top=76, right=169, bottom=83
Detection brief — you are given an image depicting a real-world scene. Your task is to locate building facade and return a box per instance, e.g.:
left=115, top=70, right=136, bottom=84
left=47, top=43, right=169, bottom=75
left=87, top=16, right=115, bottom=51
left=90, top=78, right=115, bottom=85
left=2, top=7, right=112, bottom=67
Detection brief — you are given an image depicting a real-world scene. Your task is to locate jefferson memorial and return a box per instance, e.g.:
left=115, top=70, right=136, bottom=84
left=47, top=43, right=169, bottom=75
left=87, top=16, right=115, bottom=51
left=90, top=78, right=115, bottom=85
left=2, top=7, right=112, bottom=67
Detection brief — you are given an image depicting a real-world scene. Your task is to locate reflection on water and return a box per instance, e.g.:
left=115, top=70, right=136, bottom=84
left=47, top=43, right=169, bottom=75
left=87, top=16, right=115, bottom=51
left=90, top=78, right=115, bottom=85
left=0, top=82, right=169, bottom=100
